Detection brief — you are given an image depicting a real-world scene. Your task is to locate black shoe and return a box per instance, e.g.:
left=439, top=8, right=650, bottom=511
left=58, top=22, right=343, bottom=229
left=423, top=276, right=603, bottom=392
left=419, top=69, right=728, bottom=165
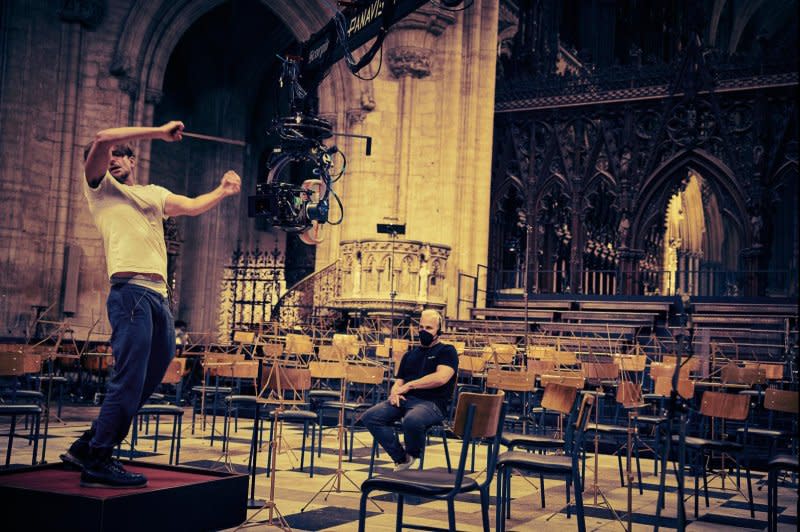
left=80, top=459, right=148, bottom=489
left=60, top=433, right=93, bottom=470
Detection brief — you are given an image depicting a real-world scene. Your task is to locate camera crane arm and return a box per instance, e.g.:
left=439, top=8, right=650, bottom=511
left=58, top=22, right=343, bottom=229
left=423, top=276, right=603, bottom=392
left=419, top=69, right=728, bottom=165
left=299, top=0, right=457, bottom=92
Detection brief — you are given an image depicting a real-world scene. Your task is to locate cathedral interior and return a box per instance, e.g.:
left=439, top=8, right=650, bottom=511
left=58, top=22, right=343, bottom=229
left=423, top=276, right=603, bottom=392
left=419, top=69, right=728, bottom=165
left=0, top=1, right=797, bottom=531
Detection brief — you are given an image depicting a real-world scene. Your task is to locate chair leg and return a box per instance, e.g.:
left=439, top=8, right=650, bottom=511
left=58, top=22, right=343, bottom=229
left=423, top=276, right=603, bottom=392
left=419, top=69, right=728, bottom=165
left=358, top=491, right=369, bottom=532
left=617, top=450, right=625, bottom=486
left=6, top=414, right=17, bottom=466
left=574, top=470, right=586, bottom=532
left=396, top=495, right=405, bottom=532
left=480, top=487, right=490, bottom=532
left=540, top=473, right=546, bottom=508
left=566, top=478, right=572, bottom=518
left=496, top=467, right=505, bottom=532
left=447, top=498, right=456, bottom=531
left=368, top=439, right=378, bottom=479
left=745, top=467, right=755, bottom=518
left=153, top=415, right=161, bottom=453
left=299, top=420, right=308, bottom=472
left=634, top=439, right=643, bottom=494
left=31, top=413, right=41, bottom=465
left=442, top=432, right=451, bottom=473
left=310, top=420, right=316, bottom=477
left=130, top=415, right=138, bottom=459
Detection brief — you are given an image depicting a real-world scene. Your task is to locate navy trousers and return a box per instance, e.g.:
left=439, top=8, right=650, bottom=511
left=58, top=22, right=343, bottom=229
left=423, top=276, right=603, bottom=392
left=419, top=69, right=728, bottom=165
left=360, top=396, right=444, bottom=463
left=90, top=283, right=175, bottom=452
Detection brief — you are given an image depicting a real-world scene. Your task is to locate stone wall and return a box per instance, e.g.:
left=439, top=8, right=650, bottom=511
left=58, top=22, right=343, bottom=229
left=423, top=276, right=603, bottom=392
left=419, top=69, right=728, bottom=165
left=0, top=0, right=498, bottom=339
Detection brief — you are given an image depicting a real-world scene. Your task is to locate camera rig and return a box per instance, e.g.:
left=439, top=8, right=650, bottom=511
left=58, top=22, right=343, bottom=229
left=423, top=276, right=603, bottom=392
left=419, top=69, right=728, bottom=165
left=248, top=1, right=465, bottom=245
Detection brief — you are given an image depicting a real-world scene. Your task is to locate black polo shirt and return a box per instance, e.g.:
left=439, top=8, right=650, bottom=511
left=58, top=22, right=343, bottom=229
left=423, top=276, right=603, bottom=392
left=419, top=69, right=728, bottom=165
left=396, top=342, right=459, bottom=414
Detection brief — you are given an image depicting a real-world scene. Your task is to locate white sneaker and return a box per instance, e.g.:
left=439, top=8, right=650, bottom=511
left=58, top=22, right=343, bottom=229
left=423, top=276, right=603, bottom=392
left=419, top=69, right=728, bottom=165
left=393, top=455, right=418, bottom=472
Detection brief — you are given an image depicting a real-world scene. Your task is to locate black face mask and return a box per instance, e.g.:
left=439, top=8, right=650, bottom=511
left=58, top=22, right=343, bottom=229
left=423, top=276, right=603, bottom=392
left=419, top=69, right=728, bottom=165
left=419, top=330, right=435, bottom=347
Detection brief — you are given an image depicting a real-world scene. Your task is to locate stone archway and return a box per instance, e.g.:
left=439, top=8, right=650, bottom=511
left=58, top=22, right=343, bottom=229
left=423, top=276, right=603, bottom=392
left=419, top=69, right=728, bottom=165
left=630, top=149, right=750, bottom=296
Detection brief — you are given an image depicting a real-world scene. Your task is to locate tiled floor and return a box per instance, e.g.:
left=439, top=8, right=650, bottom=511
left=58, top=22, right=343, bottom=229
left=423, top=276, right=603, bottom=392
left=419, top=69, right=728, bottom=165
left=2, top=405, right=797, bottom=531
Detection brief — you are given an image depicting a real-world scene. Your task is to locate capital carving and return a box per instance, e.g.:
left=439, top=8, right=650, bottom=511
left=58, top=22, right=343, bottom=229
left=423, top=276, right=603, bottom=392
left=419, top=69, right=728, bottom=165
left=59, top=0, right=105, bottom=29
left=346, top=109, right=367, bottom=127
left=145, top=88, right=163, bottom=105
left=118, top=76, right=139, bottom=99
left=393, top=5, right=456, bottom=36
left=388, top=47, right=432, bottom=79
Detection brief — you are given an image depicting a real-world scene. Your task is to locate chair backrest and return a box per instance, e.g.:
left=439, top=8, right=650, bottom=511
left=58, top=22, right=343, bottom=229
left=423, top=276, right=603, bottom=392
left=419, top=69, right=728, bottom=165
left=721, top=364, right=766, bottom=386
left=527, top=347, right=577, bottom=365
left=649, top=361, right=691, bottom=380
left=764, top=388, right=798, bottom=414
left=539, top=370, right=585, bottom=388
left=230, top=360, right=260, bottom=379
left=458, top=355, right=486, bottom=375
left=615, top=381, right=643, bottom=407
left=333, top=334, right=360, bottom=356
left=264, top=366, right=312, bottom=392
left=614, top=354, right=647, bottom=372
left=440, top=338, right=465, bottom=354
left=653, top=376, right=695, bottom=399
left=161, top=359, right=184, bottom=384
left=581, top=361, right=619, bottom=381
left=309, top=360, right=347, bottom=380
left=0, top=350, right=42, bottom=376
left=563, top=393, right=595, bottom=455
left=483, top=344, right=516, bottom=365
left=317, top=345, right=343, bottom=361
left=285, top=334, right=314, bottom=355
left=449, top=391, right=507, bottom=493
left=384, top=338, right=410, bottom=352
left=486, top=368, right=536, bottom=393
left=699, top=391, right=750, bottom=421
left=540, top=383, right=578, bottom=415
left=346, top=362, right=385, bottom=385
left=261, top=343, right=284, bottom=358
left=742, top=362, right=783, bottom=380
left=453, top=391, right=506, bottom=439
left=662, top=355, right=699, bottom=371
left=526, top=360, right=556, bottom=376
left=232, top=330, right=255, bottom=344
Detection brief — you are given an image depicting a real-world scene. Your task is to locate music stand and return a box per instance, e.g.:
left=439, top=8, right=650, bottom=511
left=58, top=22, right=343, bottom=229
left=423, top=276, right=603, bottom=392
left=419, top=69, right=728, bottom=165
left=376, top=222, right=405, bottom=367
left=240, top=338, right=305, bottom=530
left=301, top=344, right=383, bottom=513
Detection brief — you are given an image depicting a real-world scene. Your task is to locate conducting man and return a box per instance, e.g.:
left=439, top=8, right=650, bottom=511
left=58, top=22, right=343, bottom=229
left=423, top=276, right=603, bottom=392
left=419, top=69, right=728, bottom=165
left=61, top=121, right=241, bottom=488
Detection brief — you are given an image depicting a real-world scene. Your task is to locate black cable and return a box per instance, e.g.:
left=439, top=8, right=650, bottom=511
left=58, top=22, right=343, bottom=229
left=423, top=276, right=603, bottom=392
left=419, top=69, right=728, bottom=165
left=429, top=0, right=474, bottom=12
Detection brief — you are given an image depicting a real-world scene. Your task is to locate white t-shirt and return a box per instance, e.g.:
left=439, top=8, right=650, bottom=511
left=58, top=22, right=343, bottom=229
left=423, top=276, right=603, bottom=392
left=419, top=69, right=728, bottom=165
left=83, top=172, right=171, bottom=296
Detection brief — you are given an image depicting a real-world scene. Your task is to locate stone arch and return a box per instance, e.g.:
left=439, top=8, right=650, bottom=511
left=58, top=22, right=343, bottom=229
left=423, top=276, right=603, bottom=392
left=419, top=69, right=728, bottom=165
left=109, top=1, right=368, bottom=175
left=631, top=149, right=749, bottom=251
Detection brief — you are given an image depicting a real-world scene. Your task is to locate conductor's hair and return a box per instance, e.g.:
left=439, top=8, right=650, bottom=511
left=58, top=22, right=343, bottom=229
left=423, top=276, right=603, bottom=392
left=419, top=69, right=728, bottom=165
left=83, top=141, right=135, bottom=162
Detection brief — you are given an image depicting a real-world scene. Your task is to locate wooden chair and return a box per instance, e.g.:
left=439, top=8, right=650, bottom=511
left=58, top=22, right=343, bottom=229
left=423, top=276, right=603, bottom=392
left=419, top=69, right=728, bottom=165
left=501, top=383, right=579, bottom=510
left=262, top=366, right=318, bottom=477
left=496, top=394, right=595, bottom=532
left=669, top=391, right=755, bottom=519
left=486, top=368, right=536, bottom=431
left=737, top=388, right=798, bottom=458
left=358, top=391, right=507, bottom=532
left=0, top=350, right=43, bottom=466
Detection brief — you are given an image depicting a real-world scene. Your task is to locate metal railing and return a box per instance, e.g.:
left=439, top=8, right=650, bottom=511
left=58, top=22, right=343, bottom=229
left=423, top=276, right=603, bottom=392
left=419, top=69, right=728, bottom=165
left=487, top=268, right=797, bottom=298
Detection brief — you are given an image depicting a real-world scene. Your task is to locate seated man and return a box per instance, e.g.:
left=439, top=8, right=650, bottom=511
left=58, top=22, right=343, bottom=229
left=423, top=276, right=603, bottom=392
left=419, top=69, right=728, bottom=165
left=360, top=309, right=458, bottom=471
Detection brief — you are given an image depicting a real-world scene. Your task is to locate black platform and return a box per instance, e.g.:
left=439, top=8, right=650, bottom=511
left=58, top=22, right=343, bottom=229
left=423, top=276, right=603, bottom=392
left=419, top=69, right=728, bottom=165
left=0, top=461, right=248, bottom=531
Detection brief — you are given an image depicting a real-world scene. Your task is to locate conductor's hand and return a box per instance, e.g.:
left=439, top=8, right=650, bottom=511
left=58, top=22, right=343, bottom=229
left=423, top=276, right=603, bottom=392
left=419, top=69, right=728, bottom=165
left=220, top=170, right=241, bottom=196
left=158, top=121, right=184, bottom=142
